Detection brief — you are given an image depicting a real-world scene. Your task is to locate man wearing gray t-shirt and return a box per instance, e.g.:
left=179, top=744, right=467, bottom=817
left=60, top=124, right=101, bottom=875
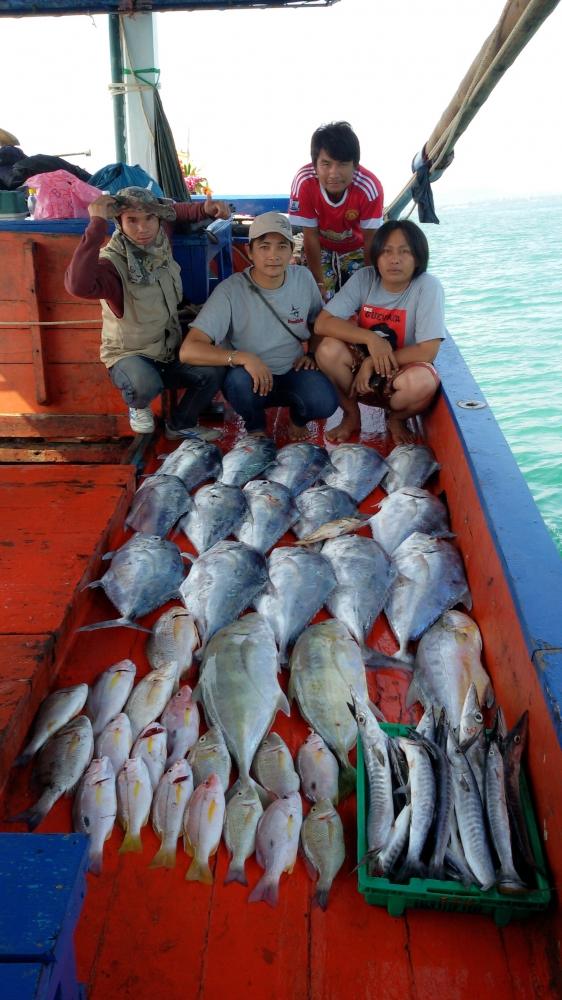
left=179, top=212, right=338, bottom=438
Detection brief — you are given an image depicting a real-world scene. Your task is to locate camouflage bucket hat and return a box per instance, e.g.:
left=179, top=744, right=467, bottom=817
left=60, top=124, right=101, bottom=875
left=109, top=186, right=177, bottom=222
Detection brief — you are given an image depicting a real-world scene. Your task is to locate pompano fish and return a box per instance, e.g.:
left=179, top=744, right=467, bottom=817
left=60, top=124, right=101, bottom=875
left=220, top=435, right=277, bottom=486
left=322, top=534, right=394, bottom=652
left=161, top=685, right=200, bottom=766
left=187, top=726, right=231, bottom=791
left=321, top=443, right=388, bottom=501
left=236, top=479, right=299, bottom=553
left=349, top=689, right=393, bottom=856
left=155, top=438, right=222, bottom=490
left=86, top=660, right=136, bottom=737
left=249, top=792, right=303, bottom=906
left=369, top=487, right=451, bottom=555
left=178, top=482, right=248, bottom=554
left=117, top=755, right=153, bottom=853
left=94, top=712, right=132, bottom=776
left=146, top=607, right=199, bottom=689
left=150, top=759, right=194, bottom=869
left=289, top=620, right=370, bottom=795
left=79, top=534, right=187, bottom=632
left=485, top=739, right=527, bottom=894
left=179, top=541, right=268, bottom=651
left=194, top=614, right=289, bottom=794
left=183, top=773, right=226, bottom=884
left=73, top=756, right=117, bottom=875
left=15, top=683, right=89, bottom=766
left=293, top=485, right=358, bottom=539
left=11, top=716, right=94, bottom=831
left=253, top=732, right=300, bottom=798
left=407, top=610, right=494, bottom=727
left=382, top=443, right=440, bottom=493
left=124, top=662, right=177, bottom=740
left=265, top=442, right=333, bottom=497
left=131, top=723, right=168, bottom=791
left=255, top=547, right=337, bottom=663
left=125, top=474, right=192, bottom=537
left=385, top=532, right=473, bottom=660
left=223, top=784, right=263, bottom=886
left=297, top=731, right=339, bottom=804
left=300, top=799, right=345, bottom=910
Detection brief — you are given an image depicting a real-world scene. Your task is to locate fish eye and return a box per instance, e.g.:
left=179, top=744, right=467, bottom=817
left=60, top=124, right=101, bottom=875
left=357, top=713, right=366, bottom=724
left=475, top=712, right=484, bottom=723
left=198, top=735, right=206, bottom=744
left=514, top=734, right=521, bottom=744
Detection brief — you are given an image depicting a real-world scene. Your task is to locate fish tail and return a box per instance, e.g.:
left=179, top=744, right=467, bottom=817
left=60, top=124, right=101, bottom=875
left=363, top=647, right=414, bottom=672
left=77, top=618, right=152, bottom=634
left=224, top=862, right=248, bottom=886
left=149, top=844, right=177, bottom=870
left=313, top=887, right=330, bottom=912
left=185, top=857, right=213, bottom=884
left=6, top=789, right=57, bottom=831
left=396, top=859, right=427, bottom=883
left=119, top=829, right=143, bottom=854
left=248, top=874, right=279, bottom=907
left=337, top=762, right=357, bottom=801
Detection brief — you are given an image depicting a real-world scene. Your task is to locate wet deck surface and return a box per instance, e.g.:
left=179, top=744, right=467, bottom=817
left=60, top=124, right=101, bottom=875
left=0, top=406, right=560, bottom=1000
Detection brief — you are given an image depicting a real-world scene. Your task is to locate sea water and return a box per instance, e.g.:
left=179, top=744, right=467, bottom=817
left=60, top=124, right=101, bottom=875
left=420, top=195, right=562, bottom=555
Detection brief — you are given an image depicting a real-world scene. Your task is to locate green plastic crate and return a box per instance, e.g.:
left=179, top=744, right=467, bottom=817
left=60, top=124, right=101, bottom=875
left=356, top=722, right=551, bottom=925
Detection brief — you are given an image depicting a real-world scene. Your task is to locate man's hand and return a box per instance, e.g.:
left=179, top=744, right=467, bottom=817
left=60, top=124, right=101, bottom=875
left=293, top=354, right=317, bottom=372
left=203, top=194, right=231, bottom=220
left=88, top=194, right=117, bottom=220
left=351, top=358, right=375, bottom=396
left=365, top=333, right=398, bottom=378
left=239, top=352, right=274, bottom=395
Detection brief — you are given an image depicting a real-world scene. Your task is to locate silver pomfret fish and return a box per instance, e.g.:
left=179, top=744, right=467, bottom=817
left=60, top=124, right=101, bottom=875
left=15, top=683, right=89, bottom=766
left=124, top=661, right=177, bottom=740
left=253, top=732, right=300, bottom=798
left=150, top=759, right=194, bottom=869
left=117, top=755, right=153, bottom=853
left=249, top=792, right=303, bottom=907
left=321, top=443, right=388, bottom=501
left=300, top=798, right=345, bottom=910
left=223, top=784, right=263, bottom=886
left=297, top=731, right=339, bottom=804
left=178, top=482, right=248, bottom=554
left=94, top=712, right=132, bottom=775
left=237, top=479, right=298, bottom=554
left=87, top=660, right=136, bottom=737
left=382, top=443, right=440, bottom=493
left=293, top=485, right=358, bottom=539
left=265, top=442, right=333, bottom=497
left=187, top=726, right=231, bottom=791
left=220, top=435, right=277, bottom=487
left=125, top=473, right=192, bottom=537
left=369, top=487, right=451, bottom=555
left=322, top=534, right=394, bottom=651
left=73, top=755, right=117, bottom=875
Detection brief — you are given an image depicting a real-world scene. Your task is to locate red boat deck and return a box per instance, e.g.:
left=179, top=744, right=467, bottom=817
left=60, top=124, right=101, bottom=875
left=1, top=405, right=561, bottom=1000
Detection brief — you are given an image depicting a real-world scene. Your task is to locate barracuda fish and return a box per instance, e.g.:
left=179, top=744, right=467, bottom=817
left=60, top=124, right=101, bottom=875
left=178, top=482, right=248, bottom=554
left=321, top=443, right=388, bottom=502
left=219, top=435, right=277, bottom=487
left=124, top=661, right=177, bottom=741
left=180, top=541, right=268, bottom=651
left=293, top=485, right=358, bottom=540
left=73, top=756, right=117, bottom=875
left=236, top=480, right=299, bottom=554
left=150, top=759, right=194, bottom=869
left=187, top=726, right=231, bottom=791
left=223, top=783, right=263, bottom=886
left=160, top=684, right=200, bottom=766
left=407, top=610, right=494, bottom=726
left=15, top=683, right=89, bottom=766
left=183, top=773, right=226, bottom=884
left=155, top=438, right=222, bottom=490
left=146, top=607, right=199, bottom=689
left=131, top=723, right=168, bottom=791
left=78, top=534, right=187, bottom=633
left=289, top=621, right=371, bottom=796
left=501, top=710, right=535, bottom=872
left=249, top=792, right=302, bottom=907
left=372, top=804, right=412, bottom=878
left=297, top=731, right=339, bottom=805
left=415, top=727, right=454, bottom=882
left=125, top=474, right=192, bottom=537
left=94, top=712, right=132, bottom=776
left=396, top=738, right=436, bottom=881
left=117, top=756, right=153, bottom=853
left=253, top=732, right=300, bottom=799
left=255, top=546, right=337, bottom=663
left=385, top=533, right=473, bottom=661
left=322, top=535, right=395, bottom=653
left=382, top=443, right=440, bottom=494
left=300, top=799, right=345, bottom=910
left=348, top=689, right=394, bottom=856
left=485, top=739, right=527, bottom=894
left=86, top=660, right=136, bottom=737
left=265, top=442, right=333, bottom=497
left=447, top=732, right=496, bottom=890
left=369, top=487, right=451, bottom=555
left=11, top=716, right=94, bottom=831
left=458, top=683, right=486, bottom=800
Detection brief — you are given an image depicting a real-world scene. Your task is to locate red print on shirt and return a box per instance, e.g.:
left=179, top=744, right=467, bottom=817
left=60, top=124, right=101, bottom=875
left=358, top=305, right=406, bottom=349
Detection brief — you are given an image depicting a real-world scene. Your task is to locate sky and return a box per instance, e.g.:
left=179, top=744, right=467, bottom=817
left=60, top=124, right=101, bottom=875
left=1, top=0, right=561, bottom=206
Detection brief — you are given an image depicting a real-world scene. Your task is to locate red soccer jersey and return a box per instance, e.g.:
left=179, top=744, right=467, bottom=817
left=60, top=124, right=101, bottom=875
left=289, top=163, right=384, bottom=253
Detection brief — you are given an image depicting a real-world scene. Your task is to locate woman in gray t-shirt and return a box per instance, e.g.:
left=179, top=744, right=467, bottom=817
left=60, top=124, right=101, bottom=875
left=314, top=219, right=446, bottom=445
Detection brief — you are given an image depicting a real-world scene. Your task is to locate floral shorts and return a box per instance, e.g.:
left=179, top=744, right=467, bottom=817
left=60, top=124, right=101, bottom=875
left=319, top=248, right=365, bottom=297
left=349, top=344, right=440, bottom=409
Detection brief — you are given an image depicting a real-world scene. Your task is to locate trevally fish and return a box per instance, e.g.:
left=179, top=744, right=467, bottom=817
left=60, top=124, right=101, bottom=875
left=125, top=474, right=192, bottom=537
left=265, top=442, right=333, bottom=497
left=223, top=783, right=263, bottom=886
left=300, top=799, right=345, bottom=910
left=15, top=683, right=89, bottom=766
left=150, top=759, right=194, bottom=869
left=79, top=534, right=187, bottom=632
left=73, top=756, right=117, bottom=875
left=385, top=533, right=472, bottom=661
left=160, top=684, right=200, bottom=766
left=117, top=755, right=153, bottom=853
left=155, top=438, right=222, bottom=490
left=255, top=546, right=337, bottom=662
left=86, top=659, right=136, bottom=737
left=183, top=773, right=226, bottom=884
left=322, top=534, right=394, bottom=653
left=236, top=479, right=299, bottom=553
left=321, top=443, right=388, bottom=501
left=187, top=725, right=231, bottom=791
left=293, top=485, right=358, bottom=539
left=179, top=541, right=268, bottom=651
left=407, top=610, right=494, bottom=727
left=178, top=482, right=248, bottom=554
left=253, top=732, right=300, bottom=798
left=124, top=661, right=177, bottom=740
left=249, top=792, right=302, bottom=907
left=369, top=486, right=451, bottom=555
left=382, top=443, right=440, bottom=493
left=146, top=607, right=199, bottom=688
left=194, top=613, right=289, bottom=794
left=297, top=731, right=339, bottom=804
left=94, top=712, right=132, bottom=776
left=220, top=435, right=277, bottom=487
left=131, top=723, right=168, bottom=791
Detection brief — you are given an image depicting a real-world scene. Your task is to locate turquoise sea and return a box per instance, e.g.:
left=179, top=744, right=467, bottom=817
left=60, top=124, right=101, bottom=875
left=420, top=195, right=562, bottom=555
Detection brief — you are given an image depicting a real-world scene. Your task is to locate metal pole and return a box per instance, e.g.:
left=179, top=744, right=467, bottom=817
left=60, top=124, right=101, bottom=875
left=108, top=14, right=127, bottom=164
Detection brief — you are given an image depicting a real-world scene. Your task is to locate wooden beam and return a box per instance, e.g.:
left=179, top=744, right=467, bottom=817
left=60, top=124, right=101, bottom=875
left=23, top=239, right=49, bottom=405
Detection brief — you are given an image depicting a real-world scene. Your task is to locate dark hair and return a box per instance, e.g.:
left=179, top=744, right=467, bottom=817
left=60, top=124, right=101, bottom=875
left=370, top=220, right=429, bottom=278
left=310, top=121, right=360, bottom=166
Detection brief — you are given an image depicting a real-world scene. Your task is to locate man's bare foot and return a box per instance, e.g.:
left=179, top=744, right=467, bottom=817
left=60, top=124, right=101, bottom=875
left=288, top=420, right=311, bottom=442
left=325, top=415, right=361, bottom=444
left=246, top=429, right=269, bottom=438
left=387, top=414, right=416, bottom=445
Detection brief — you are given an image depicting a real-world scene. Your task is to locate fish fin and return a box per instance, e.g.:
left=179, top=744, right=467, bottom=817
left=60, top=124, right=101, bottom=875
left=5, top=805, right=45, bottom=832
left=149, top=844, right=177, bottom=869
left=181, top=552, right=196, bottom=563
left=396, top=859, right=427, bottom=883
left=277, top=689, right=291, bottom=717
left=484, top=682, right=495, bottom=709
left=287, top=674, right=295, bottom=703
left=224, top=863, right=248, bottom=886
left=88, top=850, right=104, bottom=876
left=228, top=777, right=269, bottom=808
left=185, top=858, right=213, bottom=884
left=337, top=762, right=357, bottom=801
left=248, top=874, right=279, bottom=907
left=82, top=579, right=103, bottom=592
left=302, top=855, right=318, bottom=881
left=313, top=888, right=329, bottom=911
left=77, top=618, right=152, bottom=634
left=461, top=589, right=473, bottom=612
left=14, top=749, right=33, bottom=768
left=119, top=830, right=143, bottom=854
left=405, top=678, right=421, bottom=709
left=363, top=647, right=413, bottom=673
left=367, top=699, right=387, bottom=722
